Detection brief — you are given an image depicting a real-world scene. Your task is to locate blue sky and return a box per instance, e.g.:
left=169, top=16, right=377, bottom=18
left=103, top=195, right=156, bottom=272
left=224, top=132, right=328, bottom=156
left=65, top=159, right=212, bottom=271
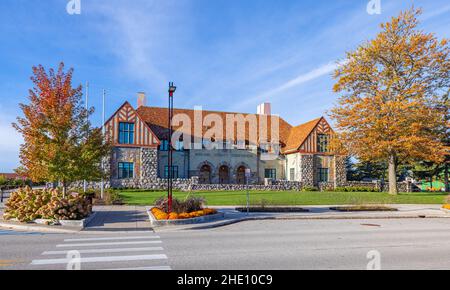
left=0, top=0, right=449, bottom=172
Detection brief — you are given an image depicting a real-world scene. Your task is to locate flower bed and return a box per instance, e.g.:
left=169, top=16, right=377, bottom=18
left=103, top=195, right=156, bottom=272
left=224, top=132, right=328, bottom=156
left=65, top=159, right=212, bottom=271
left=150, top=207, right=217, bottom=220
left=442, top=204, right=450, bottom=210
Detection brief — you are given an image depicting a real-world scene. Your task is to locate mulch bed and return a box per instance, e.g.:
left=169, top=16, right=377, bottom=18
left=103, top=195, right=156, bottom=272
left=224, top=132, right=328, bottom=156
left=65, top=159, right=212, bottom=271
left=235, top=207, right=309, bottom=213
left=330, top=206, right=398, bottom=212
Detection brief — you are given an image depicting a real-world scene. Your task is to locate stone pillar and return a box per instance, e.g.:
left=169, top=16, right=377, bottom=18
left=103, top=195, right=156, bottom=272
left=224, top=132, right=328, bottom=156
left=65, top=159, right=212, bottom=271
left=103, top=153, right=112, bottom=180
left=140, top=148, right=158, bottom=181
left=300, top=155, right=314, bottom=187
left=333, top=155, right=347, bottom=188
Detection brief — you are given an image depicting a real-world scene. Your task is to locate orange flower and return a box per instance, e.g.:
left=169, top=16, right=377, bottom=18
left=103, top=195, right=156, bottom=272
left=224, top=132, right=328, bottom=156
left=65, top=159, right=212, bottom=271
left=151, top=208, right=169, bottom=220
left=168, top=212, right=179, bottom=220
left=443, top=204, right=450, bottom=210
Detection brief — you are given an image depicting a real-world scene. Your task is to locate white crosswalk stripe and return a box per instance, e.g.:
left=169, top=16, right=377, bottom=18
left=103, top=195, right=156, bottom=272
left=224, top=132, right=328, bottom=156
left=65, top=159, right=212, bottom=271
left=104, top=266, right=172, bottom=270
left=31, top=254, right=168, bottom=265
left=30, top=234, right=172, bottom=270
left=42, top=247, right=164, bottom=255
left=64, top=236, right=160, bottom=242
left=56, top=240, right=162, bottom=248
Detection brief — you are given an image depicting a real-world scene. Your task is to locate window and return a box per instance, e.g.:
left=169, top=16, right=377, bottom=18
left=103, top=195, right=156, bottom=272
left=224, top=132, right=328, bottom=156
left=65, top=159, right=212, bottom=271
left=118, top=162, right=134, bottom=179
left=265, top=169, right=277, bottom=179
left=118, top=122, right=135, bottom=144
left=317, top=134, right=329, bottom=153
left=159, top=140, right=169, bottom=151
left=202, top=139, right=211, bottom=149
left=174, top=140, right=184, bottom=151
left=317, top=168, right=329, bottom=183
left=260, top=143, right=270, bottom=153
left=164, top=166, right=179, bottom=179
left=290, top=168, right=295, bottom=181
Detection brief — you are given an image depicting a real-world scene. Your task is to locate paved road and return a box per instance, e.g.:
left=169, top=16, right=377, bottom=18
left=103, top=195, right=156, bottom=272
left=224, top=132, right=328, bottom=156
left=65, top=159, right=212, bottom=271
left=1, top=218, right=450, bottom=270
left=0, top=231, right=171, bottom=270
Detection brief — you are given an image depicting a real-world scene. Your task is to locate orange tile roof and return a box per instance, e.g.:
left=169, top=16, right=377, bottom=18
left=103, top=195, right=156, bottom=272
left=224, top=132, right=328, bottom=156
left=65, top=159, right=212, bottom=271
left=136, top=105, right=326, bottom=154
left=283, top=117, right=323, bottom=153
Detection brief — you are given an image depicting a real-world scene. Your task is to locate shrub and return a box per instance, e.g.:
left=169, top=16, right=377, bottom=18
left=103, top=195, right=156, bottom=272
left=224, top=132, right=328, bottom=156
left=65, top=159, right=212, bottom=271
left=154, top=196, right=205, bottom=214
left=302, top=187, right=319, bottom=192
left=334, top=186, right=378, bottom=192
left=0, top=176, right=7, bottom=186
left=3, top=187, right=92, bottom=222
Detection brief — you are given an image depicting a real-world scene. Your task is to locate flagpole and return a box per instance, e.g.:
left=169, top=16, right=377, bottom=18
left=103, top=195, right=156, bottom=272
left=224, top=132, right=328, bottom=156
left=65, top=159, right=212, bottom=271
left=101, top=89, right=105, bottom=200
left=83, top=82, right=89, bottom=193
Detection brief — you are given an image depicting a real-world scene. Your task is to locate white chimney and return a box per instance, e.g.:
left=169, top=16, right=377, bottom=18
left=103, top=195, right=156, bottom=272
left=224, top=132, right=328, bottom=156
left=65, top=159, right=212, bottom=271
left=257, top=102, right=271, bottom=115
left=137, top=92, right=147, bottom=108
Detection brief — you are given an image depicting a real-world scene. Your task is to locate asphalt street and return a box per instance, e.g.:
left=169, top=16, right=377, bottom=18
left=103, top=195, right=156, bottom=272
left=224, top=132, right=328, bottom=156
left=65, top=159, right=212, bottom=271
left=1, top=218, right=450, bottom=270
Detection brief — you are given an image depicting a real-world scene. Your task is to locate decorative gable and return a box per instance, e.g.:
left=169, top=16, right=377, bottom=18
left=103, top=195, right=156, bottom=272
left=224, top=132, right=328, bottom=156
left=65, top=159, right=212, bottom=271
left=105, top=102, right=160, bottom=148
left=298, top=117, right=333, bottom=153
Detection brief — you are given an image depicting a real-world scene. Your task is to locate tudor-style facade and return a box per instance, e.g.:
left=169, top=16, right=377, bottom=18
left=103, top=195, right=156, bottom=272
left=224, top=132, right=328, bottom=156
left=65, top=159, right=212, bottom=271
left=104, top=98, right=346, bottom=189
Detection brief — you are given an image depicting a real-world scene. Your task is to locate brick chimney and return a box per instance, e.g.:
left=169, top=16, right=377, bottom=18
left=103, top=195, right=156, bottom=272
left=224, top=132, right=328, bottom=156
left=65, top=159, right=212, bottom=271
left=257, top=102, right=271, bottom=115
left=137, top=92, right=147, bottom=108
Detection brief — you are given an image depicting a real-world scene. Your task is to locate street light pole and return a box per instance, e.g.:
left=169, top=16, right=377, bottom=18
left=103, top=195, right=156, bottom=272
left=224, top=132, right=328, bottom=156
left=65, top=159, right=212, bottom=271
left=168, top=82, right=176, bottom=213
left=101, top=89, right=106, bottom=200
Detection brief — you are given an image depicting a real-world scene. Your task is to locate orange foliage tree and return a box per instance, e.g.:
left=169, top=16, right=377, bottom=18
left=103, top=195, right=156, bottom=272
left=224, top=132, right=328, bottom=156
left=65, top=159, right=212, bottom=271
left=13, top=63, right=110, bottom=195
left=330, top=8, right=450, bottom=194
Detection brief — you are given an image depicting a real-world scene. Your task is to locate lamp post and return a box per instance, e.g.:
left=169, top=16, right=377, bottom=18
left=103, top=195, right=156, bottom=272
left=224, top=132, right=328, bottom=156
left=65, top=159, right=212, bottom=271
left=167, top=82, right=177, bottom=213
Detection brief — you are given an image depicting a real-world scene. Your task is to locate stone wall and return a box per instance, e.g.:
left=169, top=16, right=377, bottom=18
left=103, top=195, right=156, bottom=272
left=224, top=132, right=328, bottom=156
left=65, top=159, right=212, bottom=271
left=72, top=178, right=413, bottom=193
left=140, top=148, right=158, bottom=180
left=334, top=156, right=347, bottom=186
left=300, top=155, right=314, bottom=187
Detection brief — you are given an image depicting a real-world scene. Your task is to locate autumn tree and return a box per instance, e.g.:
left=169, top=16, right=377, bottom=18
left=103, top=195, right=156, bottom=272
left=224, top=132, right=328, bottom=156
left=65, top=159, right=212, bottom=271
left=330, top=8, right=450, bottom=194
left=13, top=63, right=110, bottom=195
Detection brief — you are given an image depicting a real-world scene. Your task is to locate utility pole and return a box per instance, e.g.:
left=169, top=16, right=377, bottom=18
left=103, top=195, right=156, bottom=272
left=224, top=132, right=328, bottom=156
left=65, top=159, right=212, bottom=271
left=100, top=89, right=105, bottom=200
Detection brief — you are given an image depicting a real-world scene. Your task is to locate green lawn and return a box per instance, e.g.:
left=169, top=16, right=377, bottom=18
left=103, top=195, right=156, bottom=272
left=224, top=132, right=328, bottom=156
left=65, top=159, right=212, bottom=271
left=118, top=190, right=448, bottom=206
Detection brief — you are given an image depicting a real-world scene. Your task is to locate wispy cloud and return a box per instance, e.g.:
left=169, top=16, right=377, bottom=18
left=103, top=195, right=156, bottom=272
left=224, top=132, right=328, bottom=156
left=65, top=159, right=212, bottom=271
left=233, top=61, right=341, bottom=110
left=0, top=106, right=22, bottom=172
left=422, top=4, right=450, bottom=21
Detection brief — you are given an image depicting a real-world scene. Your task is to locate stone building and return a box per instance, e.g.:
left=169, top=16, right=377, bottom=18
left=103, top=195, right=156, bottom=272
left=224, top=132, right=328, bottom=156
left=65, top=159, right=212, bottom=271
left=103, top=95, right=346, bottom=189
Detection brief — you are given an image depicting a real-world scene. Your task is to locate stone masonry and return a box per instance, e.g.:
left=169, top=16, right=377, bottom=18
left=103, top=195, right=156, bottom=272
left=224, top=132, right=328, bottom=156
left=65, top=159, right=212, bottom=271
left=334, top=155, right=347, bottom=187
left=300, top=155, right=314, bottom=187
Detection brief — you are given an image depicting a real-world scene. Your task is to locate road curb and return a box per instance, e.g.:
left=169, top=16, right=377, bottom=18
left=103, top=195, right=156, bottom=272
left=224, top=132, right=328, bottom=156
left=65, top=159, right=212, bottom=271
left=179, top=214, right=450, bottom=230
left=0, top=221, right=81, bottom=233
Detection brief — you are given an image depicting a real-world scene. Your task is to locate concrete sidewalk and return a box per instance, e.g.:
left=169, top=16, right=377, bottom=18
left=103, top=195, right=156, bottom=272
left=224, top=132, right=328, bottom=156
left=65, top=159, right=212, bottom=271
left=0, top=205, right=154, bottom=234
left=82, top=205, right=153, bottom=232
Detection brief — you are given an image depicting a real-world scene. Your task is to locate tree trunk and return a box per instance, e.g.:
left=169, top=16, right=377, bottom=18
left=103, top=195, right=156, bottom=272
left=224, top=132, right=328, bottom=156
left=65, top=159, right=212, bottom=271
left=388, top=154, right=398, bottom=195
left=445, top=163, right=449, bottom=193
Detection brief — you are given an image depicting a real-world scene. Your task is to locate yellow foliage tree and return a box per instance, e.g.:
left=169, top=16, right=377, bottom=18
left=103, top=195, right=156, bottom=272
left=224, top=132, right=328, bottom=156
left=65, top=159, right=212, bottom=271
left=330, top=8, right=450, bottom=195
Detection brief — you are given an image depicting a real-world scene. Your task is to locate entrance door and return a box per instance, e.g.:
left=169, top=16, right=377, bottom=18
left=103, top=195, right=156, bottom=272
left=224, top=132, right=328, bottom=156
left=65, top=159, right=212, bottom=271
left=199, top=165, right=212, bottom=184
left=219, top=165, right=230, bottom=184
left=236, top=166, right=246, bottom=184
